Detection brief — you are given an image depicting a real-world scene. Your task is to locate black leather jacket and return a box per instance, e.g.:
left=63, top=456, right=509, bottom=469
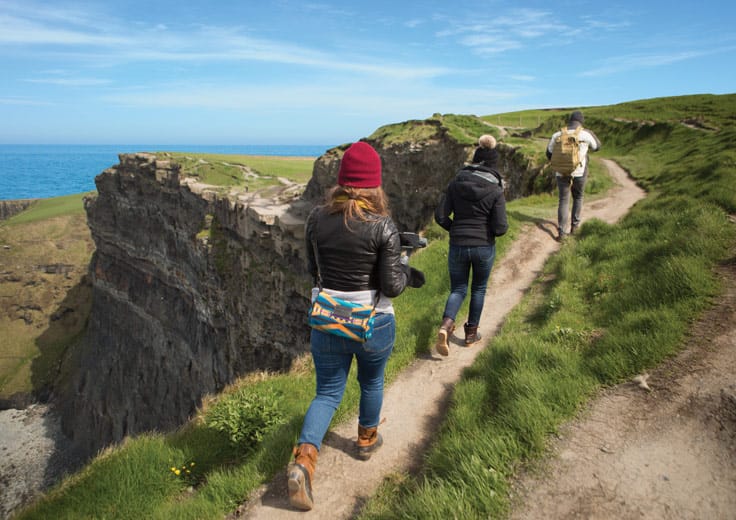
left=305, top=207, right=409, bottom=298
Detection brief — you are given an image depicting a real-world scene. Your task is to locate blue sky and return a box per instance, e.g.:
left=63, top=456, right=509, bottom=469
left=1, top=0, right=734, bottom=145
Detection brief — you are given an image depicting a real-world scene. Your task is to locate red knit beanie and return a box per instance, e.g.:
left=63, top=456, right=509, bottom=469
left=338, top=142, right=382, bottom=188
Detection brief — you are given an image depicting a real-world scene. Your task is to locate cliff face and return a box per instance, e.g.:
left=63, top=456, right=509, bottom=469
left=60, top=125, right=546, bottom=458
left=60, top=154, right=312, bottom=454
left=0, top=199, right=36, bottom=220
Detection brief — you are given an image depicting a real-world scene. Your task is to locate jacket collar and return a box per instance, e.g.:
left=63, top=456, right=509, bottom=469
left=460, top=164, right=500, bottom=185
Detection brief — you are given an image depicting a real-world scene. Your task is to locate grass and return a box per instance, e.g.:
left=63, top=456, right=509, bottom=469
left=368, top=113, right=500, bottom=147
left=3, top=192, right=91, bottom=225
left=0, top=193, right=93, bottom=400
left=13, top=93, right=736, bottom=519
left=159, top=152, right=316, bottom=189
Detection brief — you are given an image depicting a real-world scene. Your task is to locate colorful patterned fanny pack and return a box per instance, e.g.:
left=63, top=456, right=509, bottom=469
left=308, top=291, right=376, bottom=342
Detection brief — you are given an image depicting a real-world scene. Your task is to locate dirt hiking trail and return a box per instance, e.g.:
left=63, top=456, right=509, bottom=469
left=235, top=160, right=686, bottom=519
left=510, top=260, right=736, bottom=519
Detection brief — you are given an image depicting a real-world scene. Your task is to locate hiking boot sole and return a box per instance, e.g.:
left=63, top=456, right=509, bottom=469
left=436, top=329, right=450, bottom=356
left=287, top=463, right=314, bottom=510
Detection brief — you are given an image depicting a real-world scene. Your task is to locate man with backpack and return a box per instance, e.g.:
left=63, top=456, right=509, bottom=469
left=546, top=110, right=602, bottom=241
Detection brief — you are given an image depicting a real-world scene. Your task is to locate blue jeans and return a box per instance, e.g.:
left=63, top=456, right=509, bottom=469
left=442, top=244, right=496, bottom=327
left=297, top=312, right=395, bottom=450
left=557, top=171, right=588, bottom=235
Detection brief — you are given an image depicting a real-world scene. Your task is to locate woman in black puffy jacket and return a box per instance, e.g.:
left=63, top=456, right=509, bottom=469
left=434, top=134, right=508, bottom=355
left=287, top=141, right=424, bottom=511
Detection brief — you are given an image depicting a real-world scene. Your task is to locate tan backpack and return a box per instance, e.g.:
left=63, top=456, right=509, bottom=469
left=550, top=127, right=583, bottom=175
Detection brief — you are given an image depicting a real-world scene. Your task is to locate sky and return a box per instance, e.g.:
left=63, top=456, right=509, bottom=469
left=1, top=0, right=734, bottom=145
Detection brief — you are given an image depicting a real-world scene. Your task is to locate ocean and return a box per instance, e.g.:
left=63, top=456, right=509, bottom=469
left=0, top=144, right=332, bottom=201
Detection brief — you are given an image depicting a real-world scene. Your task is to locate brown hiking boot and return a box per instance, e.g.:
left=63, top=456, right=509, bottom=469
left=287, top=443, right=318, bottom=510
left=435, top=317, right=455, bottom=356
left=464, top=323, right=482, bottom=345
left=356, top=424, right=383, bottom=460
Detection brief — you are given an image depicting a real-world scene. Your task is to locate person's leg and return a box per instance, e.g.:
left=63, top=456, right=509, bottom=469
left=297, top=331, right=353, bottom=450
left=290, top=330, right=352, bottom=510
left=437, top=245, right=470, bottom=355
left=557, top=175, right=572, bottom=238
left=570, top=170, right=588, bottom=232
left=355, top=313, right=395, bottom=459
left=466, top=245, right=496, bottom=326
left=355, top=313, right=395, bottom=427
left=442, top=244, right=470, bottom=321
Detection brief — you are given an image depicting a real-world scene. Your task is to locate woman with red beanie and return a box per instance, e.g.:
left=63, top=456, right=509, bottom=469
left=287, top=141, right=425, bottom=510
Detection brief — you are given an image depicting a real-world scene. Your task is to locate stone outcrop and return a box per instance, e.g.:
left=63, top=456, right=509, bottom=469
left=0, top=199, right=36, bottom=220
left=59, top=121, right=547, bottom=458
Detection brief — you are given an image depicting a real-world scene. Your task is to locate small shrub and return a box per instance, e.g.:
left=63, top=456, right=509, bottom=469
left=205, top=387, right=286, bottom=450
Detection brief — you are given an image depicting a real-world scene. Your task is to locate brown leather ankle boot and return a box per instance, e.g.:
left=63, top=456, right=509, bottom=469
left=287, top=443, right=318, bottom=510
left=435, top=317, right=455, bottom=356
left=356, top=424, right=383, bottom=460
left=464, top=323, right=482, bottom=345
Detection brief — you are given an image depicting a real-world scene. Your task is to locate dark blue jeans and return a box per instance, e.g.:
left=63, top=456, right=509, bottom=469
left=442, top=244, right=496, bottom=326
left=297, top=312, right=395, bottom=450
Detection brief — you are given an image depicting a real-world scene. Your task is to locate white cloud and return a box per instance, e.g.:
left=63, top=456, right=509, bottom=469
left=580, top=50, right=709, bottom=77
left=25, top=77, right=112, bottom=86
left=101, top=81, right=521, bottom=116
left=510, top=74, right=535, bottom=82
left=0, top=96, right=52, bottom=106
left=0, top=9, right=451, bottom=81
left=0, top=14, right=129, bottom=45
left=404, top=18, right=424, bottom=29
left=440, top=8, right=565, bottom=56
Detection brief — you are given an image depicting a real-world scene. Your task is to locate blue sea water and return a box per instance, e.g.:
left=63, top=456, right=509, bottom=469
left=0, top=144, right=332, bottom=201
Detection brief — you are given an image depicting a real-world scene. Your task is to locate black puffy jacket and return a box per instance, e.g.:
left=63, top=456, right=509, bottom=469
left=305, top=207, right=410, bottom=298
left=434, top=165, right=508, bottom=246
